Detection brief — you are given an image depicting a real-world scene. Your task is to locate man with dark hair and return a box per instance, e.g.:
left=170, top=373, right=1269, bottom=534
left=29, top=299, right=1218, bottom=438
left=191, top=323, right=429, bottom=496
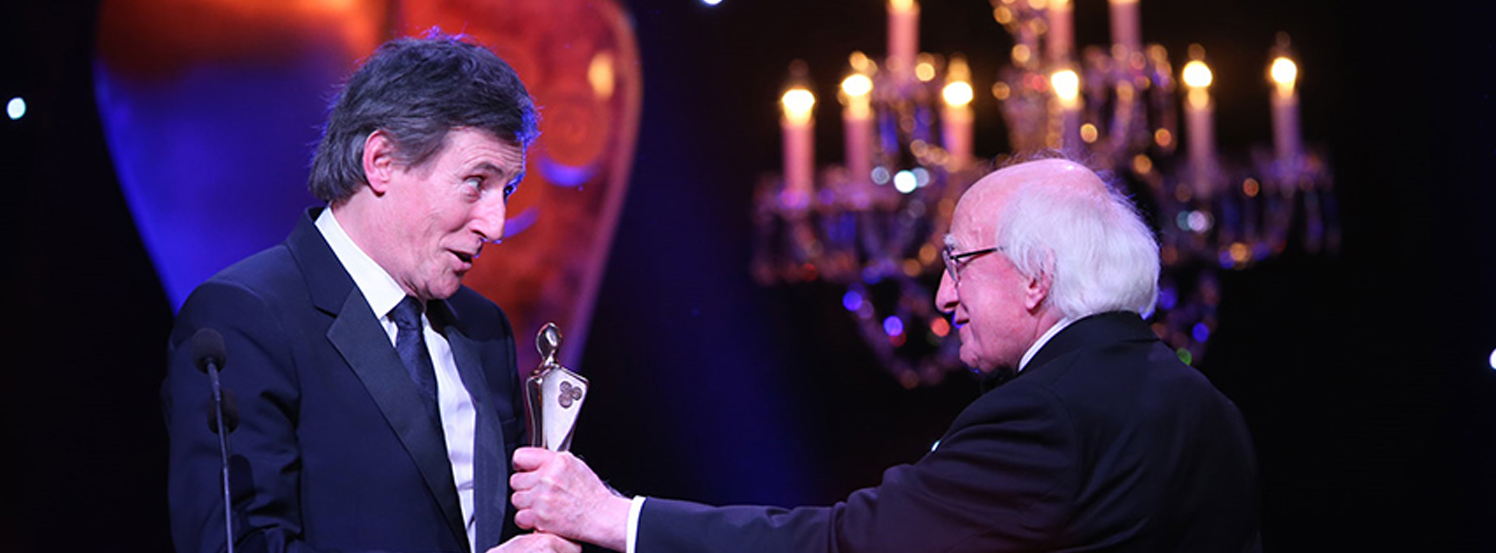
left=163, top=33, right=576, bottom=553
left=508, top=158, right=1260, bottom=552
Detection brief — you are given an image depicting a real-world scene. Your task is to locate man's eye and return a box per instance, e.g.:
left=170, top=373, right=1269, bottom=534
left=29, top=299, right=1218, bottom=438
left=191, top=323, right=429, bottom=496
left=503, top=184, right=517, bottom=199
left=464, top=177, right=483, bottom=190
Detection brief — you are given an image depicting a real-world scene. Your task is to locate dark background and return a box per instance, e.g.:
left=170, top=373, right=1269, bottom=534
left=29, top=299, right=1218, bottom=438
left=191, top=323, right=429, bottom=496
left=5, top=0, right=1496, bottom=551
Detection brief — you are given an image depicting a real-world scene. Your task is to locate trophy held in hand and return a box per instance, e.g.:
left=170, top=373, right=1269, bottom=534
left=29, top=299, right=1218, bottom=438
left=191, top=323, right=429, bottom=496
left=524, top=323, right=588, bottom=451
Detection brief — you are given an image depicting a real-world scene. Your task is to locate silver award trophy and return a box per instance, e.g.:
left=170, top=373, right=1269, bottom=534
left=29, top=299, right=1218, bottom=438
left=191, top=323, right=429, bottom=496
left=524, top=323, right=588, bottom=451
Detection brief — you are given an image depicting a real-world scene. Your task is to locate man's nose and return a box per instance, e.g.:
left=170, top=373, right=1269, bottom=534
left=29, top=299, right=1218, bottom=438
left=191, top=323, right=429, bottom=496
left=471, top=195, right=508, bottom=244
left=935, top=270, right=958, bottom=314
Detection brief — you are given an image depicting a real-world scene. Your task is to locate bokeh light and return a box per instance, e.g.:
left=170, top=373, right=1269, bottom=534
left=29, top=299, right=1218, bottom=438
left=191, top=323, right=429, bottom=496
left=1271, top=56, right=1298, bottom=95
left=915, top=57, right=937, bottom=82
left=6, top=97, right=25, bottom=120
left=1182, top=60, right=1213, bottom=89
left=1081, top=123, right=1100, bottom=143
left=1050, top=69, right=1079, bottom=102
left=1157, top=285, right=1178, bottom=311
left=894, top=170, right=917, bottom=193
left=842, top=289, right=863, bottom=312
left=780, top=88, right=815, bottom=124
left=942, top=81, right=974, bottom=107
left=883, top=315, right=905, bottom=337
left=842, top=73, right=873, bottom=98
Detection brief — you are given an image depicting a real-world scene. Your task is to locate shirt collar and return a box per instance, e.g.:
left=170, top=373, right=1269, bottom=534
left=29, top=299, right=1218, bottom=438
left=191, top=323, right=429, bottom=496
left=314, top=208, right=409, bottom=320
left=1018, top=316, right=1075, bottom=372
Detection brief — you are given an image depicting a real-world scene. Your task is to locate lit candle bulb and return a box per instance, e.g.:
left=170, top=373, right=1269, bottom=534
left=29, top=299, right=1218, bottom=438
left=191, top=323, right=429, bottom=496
left=841, top=67, right=875, bottom=183
left=941, top=55, right=975, bottom=167
left=1046, top=0, right=1074, bottom=64
left=888, top=0, right=919, bottom=78
left=1108, top=0, right=1142, bottom=55
left=782, top=84, right=816, bottom=206
left=1051, top=68, right=1082, bottom=152
left=1181, top=48, right=1216, bottom=191
left=1270, top=49, right=1301, bottom=166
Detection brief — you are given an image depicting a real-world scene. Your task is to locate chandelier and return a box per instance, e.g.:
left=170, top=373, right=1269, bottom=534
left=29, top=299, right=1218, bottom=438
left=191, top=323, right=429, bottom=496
left=750, top=0, right=1337, bottom=387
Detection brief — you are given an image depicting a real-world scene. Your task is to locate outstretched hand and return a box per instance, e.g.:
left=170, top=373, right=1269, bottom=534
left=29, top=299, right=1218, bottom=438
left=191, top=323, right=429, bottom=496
left=484, top=532, right=581, bottom=553
left=510, top=447, right=633, bottom=552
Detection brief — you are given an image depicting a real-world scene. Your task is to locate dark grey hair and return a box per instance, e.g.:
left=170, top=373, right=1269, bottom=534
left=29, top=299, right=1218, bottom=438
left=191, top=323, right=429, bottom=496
left=308, top=31, right=540, bottom=203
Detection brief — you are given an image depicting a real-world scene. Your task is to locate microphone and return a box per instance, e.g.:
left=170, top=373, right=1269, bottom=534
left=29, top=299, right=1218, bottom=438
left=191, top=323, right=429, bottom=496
left=191, top=328, right=235, bottom=553
left=192, top=328, right=226, bottom=374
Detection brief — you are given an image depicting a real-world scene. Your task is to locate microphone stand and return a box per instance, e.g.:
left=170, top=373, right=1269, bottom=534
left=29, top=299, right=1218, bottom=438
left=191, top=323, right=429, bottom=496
left=195, top=328, right=235, bottom=553
left=208, top=361, right=234, bottom=553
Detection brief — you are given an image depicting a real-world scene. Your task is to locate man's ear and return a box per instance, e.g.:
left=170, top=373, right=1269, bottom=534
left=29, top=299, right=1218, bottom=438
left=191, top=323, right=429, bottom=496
left=1024, top=270, right=1052, bottom=312
left=361, top=130, right=397, bottom=195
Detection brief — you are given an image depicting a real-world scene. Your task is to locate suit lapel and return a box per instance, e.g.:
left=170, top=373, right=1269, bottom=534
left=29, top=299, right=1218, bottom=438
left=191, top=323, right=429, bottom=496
left=290, top=210, right=469, bottom=548
left=327, top=290, right=469, bottom=547
left=434, top=302, right=509, bottom=550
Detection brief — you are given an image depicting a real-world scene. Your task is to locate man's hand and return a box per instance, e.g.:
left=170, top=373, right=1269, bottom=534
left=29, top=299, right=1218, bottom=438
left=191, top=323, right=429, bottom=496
left=510, top=447, right=632, bottom=552
left=484, top=532, right=581, bottom=553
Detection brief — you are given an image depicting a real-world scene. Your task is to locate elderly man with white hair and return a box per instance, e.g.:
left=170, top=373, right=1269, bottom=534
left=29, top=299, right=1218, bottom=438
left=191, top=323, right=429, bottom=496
left=510, top=156, right=1262, bottom=553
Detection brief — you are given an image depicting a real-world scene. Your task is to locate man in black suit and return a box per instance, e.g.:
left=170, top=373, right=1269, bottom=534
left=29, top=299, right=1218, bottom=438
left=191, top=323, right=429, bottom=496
left=508, top=157, right=1261, bottom=552
left=163, top=34, right=578, bottom=553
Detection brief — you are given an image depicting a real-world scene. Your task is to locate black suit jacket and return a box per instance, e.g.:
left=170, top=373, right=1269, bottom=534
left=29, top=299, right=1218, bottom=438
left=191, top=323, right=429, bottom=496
left=638, top=311, right=1260, bottom=552
left=163, top=209, right=526, bottom=553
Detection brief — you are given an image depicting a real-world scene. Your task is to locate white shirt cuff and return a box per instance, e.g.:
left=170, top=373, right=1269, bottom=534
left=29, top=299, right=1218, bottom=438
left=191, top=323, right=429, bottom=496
left=626, top=495, right=646, bottom=553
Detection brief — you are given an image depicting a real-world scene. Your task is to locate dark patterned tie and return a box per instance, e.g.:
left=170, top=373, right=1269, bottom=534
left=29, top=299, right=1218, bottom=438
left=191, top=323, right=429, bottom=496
left=390, top=297, right=439, bottom=406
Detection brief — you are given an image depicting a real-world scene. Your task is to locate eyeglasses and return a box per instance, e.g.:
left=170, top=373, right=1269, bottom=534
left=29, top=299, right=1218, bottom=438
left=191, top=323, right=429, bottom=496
left=941, top=245, right=1001, bottom=283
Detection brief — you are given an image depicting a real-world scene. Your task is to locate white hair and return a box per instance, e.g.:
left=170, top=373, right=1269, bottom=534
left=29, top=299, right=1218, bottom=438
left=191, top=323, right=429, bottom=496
left=995, top=174, right=1160, bottom=319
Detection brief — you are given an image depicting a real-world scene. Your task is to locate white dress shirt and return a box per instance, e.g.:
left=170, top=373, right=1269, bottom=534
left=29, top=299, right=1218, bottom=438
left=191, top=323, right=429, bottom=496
left=1018, top=317, right=1075, bottom=373
left=315, top=209, right=481, bottom=553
